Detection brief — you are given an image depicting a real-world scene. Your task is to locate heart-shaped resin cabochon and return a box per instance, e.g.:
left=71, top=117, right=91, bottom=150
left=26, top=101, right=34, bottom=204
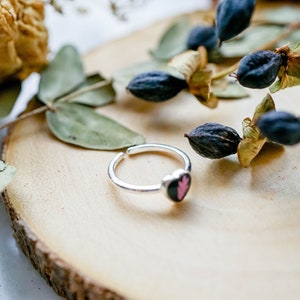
left=163, top=169, right=191, bottom=202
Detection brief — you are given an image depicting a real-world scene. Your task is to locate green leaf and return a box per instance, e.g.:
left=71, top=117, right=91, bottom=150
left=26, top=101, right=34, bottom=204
left=69, top=73, right=116, bottom=107
left=212, top=80, right=249, bottom=99
left=0, top=80, right=21, bottom=118
left=150, top=17, right=190, bottom=61
left=113, top=60, right=184, bottom=85
left=38, top=45, right=85, bottom=104
left=279, top=29, right=300, bottom=49
left=220, top=25, right=284, bottom=57
left=46, top=102, right=145, bottom=150
left=262, top=7, right=300, bottom=24
left=0, top=161, right=15, bottom=192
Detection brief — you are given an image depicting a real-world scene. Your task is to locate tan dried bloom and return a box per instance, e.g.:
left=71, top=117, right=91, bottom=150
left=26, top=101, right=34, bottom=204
left=0, top=0, right=48, bottom=83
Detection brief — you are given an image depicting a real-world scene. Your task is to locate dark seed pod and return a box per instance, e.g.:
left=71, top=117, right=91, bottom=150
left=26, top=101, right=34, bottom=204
left=186, top=25, right=218, bottom=52
left=185, top=122, right=242, bottom=159
left=236, top=50, right=283, bottom=89
left=256, top=111, right=300, bottom=145
left=127, top=70, right=187, bottom=102
left=216, top=0, right=256, bottom=43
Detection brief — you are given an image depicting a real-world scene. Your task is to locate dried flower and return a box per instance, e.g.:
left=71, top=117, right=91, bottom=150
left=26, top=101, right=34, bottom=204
left=0, top=0, right=48, bottom=83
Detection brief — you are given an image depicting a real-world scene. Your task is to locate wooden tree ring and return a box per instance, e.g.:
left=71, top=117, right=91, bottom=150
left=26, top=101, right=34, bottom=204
left=3, top=5, right=300, bottom=300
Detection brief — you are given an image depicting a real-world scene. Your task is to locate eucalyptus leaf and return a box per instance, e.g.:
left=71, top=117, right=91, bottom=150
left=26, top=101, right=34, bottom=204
left=150, top=17, right=191, bottom=61
left=262, top=7, right=300, bottom=24
left=0, top=160, right=15, bottom=192
left=46, top=102, right=144, bottom=150
left=0, top=80, right=21, bottom=118
left=279, top=29, right=300, bottom=49
left=220, top=25, right=284, bottom=57
left=38, top=45, right=85, bottom=104
left=113, top=60, right=185, bottom=85
left=69, top=73, right=116, bottom=107
left=212, top=80, right=249, bottom=99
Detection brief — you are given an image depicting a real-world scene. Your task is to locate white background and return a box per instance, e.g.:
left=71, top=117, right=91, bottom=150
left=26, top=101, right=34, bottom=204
left=0, top=1, right=211, bottom=299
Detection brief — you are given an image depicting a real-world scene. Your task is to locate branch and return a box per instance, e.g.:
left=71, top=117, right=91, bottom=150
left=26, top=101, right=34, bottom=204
left=57, top=79, right=113, bottom=103
left=0, top=78, right=113, bottom=131
left=0, top=105, right=49, bottom=131
left=212, top=22, right=300, bottom=81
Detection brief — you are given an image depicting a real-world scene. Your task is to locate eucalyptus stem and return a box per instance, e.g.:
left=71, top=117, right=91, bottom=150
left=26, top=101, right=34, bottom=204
left=0, top=105, right=48, bottom=131
left=258, top=21, right=300, bottom=51
left=0, top=78, right=113, bottom=131
left=57, top=79, right=113, bottom=103
left=212, top=21, right=300, bottom=81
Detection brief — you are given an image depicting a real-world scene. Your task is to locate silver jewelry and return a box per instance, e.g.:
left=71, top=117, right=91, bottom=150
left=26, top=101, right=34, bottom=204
left=108, top=143, right=192, bottom=202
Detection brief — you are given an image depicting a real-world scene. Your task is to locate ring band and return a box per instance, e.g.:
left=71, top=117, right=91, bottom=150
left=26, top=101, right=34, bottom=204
left=108, top=143, right=192, bottom=202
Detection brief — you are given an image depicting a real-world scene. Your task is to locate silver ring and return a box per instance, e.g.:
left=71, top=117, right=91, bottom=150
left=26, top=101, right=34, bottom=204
left=108, top=143, right=192, bottom=202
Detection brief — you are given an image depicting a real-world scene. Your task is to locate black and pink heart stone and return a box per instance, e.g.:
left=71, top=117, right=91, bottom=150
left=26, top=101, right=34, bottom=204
left=163, top=169, right=191, bottom=202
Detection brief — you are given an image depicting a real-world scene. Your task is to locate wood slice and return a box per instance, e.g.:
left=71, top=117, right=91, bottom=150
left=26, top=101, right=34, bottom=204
left=3, top=5, right=300, bottom=300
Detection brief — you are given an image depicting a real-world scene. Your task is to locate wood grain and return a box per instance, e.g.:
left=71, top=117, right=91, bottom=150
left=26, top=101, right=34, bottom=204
left=2, top=4, right=300, bottom=300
